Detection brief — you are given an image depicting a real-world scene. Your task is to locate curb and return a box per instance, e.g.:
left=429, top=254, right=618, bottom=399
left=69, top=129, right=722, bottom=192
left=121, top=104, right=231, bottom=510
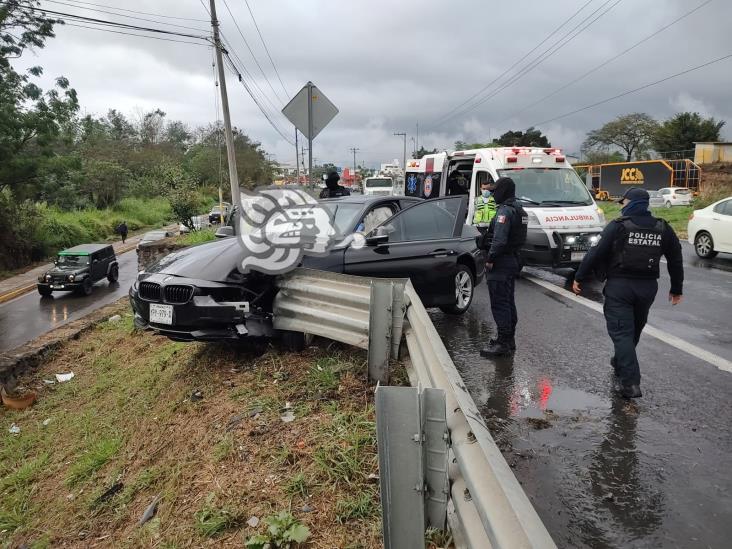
left=0, top=242, right=139, bottom=305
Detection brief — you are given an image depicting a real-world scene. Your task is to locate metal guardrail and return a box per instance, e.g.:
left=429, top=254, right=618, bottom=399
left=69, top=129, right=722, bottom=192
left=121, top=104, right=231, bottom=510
left=273, top=269, right=555, bottom=548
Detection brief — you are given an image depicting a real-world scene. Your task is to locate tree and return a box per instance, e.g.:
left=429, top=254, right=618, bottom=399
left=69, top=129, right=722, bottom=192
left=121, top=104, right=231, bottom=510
left=653, top=112, right=725, bottom=158
left=581, top=150, right=625, bottom=165
left=454, top=140, right=496, bottom=150
left=495, top=127, right=550, bottom=147
left=583, top=113, right=658, bottom=162
left=412, top=146, right=438, bottom=159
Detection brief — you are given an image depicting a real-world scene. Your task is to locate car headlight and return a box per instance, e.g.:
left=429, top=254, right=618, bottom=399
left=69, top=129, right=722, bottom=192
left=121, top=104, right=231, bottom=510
left=589, top=235, right=600, bottom=245
left=565, top=236, right=577, bottom=245
left=526, top=211, right=541, bottom=227
left=67, top=274, right=75, bottom=282
left=44, top=274, right=51, bottom=282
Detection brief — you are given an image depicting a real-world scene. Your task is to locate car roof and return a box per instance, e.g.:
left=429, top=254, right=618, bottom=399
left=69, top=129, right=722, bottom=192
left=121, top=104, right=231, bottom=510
left=58, top=243, right=111, bottom=255
left=319, top=195, right=422, bottom=205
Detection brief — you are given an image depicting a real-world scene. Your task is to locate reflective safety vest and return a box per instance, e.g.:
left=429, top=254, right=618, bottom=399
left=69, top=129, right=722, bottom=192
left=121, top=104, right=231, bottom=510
left=611, top=217, right=665, bottom=277
left=473, top=195, right=497, bottom=225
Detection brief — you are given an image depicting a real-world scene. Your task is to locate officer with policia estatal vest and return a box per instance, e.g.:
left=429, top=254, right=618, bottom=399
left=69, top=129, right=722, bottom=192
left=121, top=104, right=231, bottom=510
left=573, top=187, right=684, bottom=399
left=479, top=177, right=528, bottom=357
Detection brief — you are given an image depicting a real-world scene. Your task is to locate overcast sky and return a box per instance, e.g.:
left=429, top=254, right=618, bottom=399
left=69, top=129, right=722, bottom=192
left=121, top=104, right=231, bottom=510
left=16, top=0, right=732, bottom=169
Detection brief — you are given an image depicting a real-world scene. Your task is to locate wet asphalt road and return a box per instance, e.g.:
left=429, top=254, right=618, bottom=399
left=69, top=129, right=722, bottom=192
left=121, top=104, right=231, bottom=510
left=0, top=249, right=138, bottom=352
left=431, top=243, right=732, bottom=548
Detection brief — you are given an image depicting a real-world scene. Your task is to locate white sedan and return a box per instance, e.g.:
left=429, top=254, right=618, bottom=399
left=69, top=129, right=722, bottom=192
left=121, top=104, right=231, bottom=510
left=658, top=187, right=692, bottom=208
left=687, top=197, right=732, bottom=258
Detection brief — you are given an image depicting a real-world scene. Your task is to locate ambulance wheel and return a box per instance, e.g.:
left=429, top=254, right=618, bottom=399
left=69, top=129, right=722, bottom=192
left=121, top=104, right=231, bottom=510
left=694, top=232, right=718, bottom=259
left=441, top=264, right=474, bottom=315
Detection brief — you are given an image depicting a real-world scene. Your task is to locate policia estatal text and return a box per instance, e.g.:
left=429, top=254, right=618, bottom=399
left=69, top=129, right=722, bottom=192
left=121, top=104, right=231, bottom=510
left=573, top=188, right=684, bottom=399
left=479, top=177, right=528, bottom=356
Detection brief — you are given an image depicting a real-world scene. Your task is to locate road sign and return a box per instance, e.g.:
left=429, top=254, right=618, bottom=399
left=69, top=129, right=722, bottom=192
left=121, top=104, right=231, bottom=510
left=282, top=81, right=338, bottom=140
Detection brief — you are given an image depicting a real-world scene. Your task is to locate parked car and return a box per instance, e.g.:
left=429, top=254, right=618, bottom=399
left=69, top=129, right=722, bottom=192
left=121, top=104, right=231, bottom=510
left=37, top=244, right=118, bottom=296
left=658, top=187, right=692, bottom=208
left=179, top=216, right=210, bottom=234
left=136, top=230, right=175, bottom=250
left=129, top=196, right=483, bottom=344
left=687, top=197, right=732, bottom=258
left=647, top=190, right=665, bottom=209
left=209, top=203, right=231, bottom=224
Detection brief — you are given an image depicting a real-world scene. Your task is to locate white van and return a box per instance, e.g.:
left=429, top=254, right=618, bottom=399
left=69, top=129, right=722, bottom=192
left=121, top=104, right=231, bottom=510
left=363, top=176, right=396, bottom=197
left=417, top=147, right=607, bottom=268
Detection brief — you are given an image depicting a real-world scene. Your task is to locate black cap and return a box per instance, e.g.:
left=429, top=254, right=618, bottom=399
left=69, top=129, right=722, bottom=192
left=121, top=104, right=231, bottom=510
left=618, top=187, right=649, bottom=203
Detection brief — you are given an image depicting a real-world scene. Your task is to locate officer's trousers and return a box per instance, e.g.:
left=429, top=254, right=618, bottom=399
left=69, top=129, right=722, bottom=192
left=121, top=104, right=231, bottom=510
left=488, top=276, right=518, bottom=340
left=603, top=277, right=658, bottom=385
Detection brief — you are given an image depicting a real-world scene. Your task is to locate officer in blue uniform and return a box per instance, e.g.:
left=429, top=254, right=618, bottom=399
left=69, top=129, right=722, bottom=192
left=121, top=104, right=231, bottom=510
left=573, top=188, right=684, bottom=398
left=480, top=177, right=528, bottom=357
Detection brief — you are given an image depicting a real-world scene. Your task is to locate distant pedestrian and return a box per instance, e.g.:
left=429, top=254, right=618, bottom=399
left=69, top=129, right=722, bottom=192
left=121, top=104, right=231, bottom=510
left=573, top=188, right=684, bottom=399
left=117, top=221, right=128, bottom=244
left=480, top=177, right=528, bottom=356
left=319, top=171, right=351, bottom=198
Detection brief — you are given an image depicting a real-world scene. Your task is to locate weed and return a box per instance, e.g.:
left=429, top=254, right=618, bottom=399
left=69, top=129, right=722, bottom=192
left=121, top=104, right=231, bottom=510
left=335, top=489, right=377, bottom=523
left=245, top=511, right=310, bottom=548
left=213, top=435, right=234, bottom=462
left=284, top=472, right=309, bottom=498
left=307, top=358, right=340, bottom=393
left=194, top=494, right=241, bottom=537
left=426, top=527, right=454, bottom=548
left=66, top=436, right=122, bottom=486
left=177, top=228, right=216, bottom=246
left=0, top=453, right=49, bottom=492
left=0, top=494, right=30, bottom=532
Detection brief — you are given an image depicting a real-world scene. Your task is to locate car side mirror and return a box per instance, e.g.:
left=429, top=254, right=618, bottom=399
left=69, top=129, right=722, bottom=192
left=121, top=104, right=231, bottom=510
left=215, top=226, right=235, bottom=238
left=366, top=233, right=388, bottom=246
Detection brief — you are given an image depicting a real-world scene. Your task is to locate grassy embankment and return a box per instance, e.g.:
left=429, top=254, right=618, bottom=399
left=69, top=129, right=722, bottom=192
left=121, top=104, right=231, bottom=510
left=0, top=309, right=403, bottom=548
left=176, top=227, right=217, bottom=247
left=0, top=197, right=174, bottom=279
left=598, top=202, right=692, bottom=238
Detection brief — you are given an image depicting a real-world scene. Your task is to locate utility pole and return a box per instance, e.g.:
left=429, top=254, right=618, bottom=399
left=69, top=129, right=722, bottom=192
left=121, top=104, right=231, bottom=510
left=209, top=0, right=239, bottom=210
left=416, top=122, right=419, bottom=153
left=393, top=131, right=406, bottom=177
left=349, top=147, right=359, bottom=188
left=306, top=81, right=314, bottom=187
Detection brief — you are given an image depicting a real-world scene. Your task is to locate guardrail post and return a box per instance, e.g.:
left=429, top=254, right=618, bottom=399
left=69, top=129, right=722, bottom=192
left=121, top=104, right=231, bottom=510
left=376, top=385, right=448, bottom=549
left=368, top=280, right=394, bottom=382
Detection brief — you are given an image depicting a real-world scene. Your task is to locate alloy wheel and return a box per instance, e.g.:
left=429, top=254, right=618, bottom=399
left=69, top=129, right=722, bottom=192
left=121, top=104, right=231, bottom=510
left=696, top=234, right=712, bottom=256
left=455, top=271, right=473, bottom=309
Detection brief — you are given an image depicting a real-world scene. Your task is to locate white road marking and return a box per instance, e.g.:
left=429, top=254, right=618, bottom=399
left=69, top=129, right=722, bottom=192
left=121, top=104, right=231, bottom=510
left=524, top=274, right=732, bottom=374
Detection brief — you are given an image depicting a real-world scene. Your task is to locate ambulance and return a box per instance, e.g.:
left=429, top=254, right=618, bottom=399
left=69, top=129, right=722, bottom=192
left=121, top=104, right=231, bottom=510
left=408, top=147, right=606, bottom=268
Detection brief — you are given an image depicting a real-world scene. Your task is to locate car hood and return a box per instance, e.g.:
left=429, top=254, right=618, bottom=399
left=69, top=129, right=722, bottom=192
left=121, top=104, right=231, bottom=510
left=144, top=237, right=244, bottom=281
left=48, top=266, right=89, bottom=276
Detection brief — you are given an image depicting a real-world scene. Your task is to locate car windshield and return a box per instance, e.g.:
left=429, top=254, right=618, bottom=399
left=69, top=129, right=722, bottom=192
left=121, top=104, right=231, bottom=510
left=498, top=168, right=593, bottom=206
left=57, top=254, right=89, bottom=266
left=648, top=191, right=661, bottom=197
left=365, top=178, right=393, bottom=188
left=317, top=202, right=364, bottom=234
left=674, top=188, right=691, bottom=194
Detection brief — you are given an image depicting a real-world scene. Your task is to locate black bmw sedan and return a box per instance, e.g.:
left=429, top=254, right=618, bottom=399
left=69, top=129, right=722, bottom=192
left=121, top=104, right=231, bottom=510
left=130, top=195, right=483, bottom=342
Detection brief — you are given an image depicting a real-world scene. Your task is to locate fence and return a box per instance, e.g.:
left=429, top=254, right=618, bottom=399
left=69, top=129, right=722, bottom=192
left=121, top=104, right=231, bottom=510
left=274, top=269, right=556, bottom=548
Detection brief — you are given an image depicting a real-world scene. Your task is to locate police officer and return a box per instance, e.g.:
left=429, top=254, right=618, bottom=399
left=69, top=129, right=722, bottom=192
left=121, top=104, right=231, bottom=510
left=572, top=187, right=684, bottom=399
left=480, top=177, right=528, bottom=356
left=473, top=178, right=497, bottom=228
left=319, top=171, right=351, bottom=198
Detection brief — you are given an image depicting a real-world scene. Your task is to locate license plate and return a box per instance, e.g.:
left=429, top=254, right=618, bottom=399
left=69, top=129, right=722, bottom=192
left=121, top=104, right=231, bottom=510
left=149, top=303, right=173, bottom=325
left=51, top=284, right=64, bottom=289
left=571, top=252, right=586, bottom=262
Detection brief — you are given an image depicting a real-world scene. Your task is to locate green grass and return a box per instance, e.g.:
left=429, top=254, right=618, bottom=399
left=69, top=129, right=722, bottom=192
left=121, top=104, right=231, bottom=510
left=193, top=494, right=241, bottom=537
left=177, top=227, right=216, bottom=246
left=284, top=471, right=309, bottom=498
left=66, top=436, right=123, bottom=486
left=598, top=201, right=692, bottom=237
left=335, top=489, right=378, bottom=523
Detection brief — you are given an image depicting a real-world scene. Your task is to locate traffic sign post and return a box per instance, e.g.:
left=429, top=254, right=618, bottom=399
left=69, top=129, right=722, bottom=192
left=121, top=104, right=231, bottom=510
left=282, top=81, right=338, bottom=187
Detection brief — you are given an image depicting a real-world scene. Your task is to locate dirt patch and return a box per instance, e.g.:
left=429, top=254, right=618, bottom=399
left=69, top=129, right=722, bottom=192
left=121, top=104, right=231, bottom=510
left=0, top=311, right=392, bottom=548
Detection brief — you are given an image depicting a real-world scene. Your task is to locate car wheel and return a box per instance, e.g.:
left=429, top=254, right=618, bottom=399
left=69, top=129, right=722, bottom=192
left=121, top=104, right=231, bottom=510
left=79, top=278, right=93, bottom=296
left=665, top=201, right=672, bottom=209
left=38, top=286, right=52, bottom=297
left=279, top=330, right=310, bottom=352
left=694, top=232, right=718, bottom=259
left=440, top=264, right=474, bottom=315
left=107, top=264, right=119, bottom=283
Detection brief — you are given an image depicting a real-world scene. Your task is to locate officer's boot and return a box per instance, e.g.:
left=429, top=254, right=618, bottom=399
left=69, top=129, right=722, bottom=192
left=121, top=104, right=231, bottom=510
left=509, top=335, right=517, bottom=352
left=480, top=336, right=512, bottom=357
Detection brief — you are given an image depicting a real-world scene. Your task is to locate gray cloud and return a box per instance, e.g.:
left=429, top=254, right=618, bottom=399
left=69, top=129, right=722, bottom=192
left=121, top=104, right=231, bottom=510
left=16, top=0, right=732, bottom=169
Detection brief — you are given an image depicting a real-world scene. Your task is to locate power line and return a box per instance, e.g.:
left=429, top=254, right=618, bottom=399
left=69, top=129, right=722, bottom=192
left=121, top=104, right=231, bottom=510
left=501, top=0, right=712, bottom=124
left=532, top=52, right=732, bottom=127
left=45, top=0, right=210, bottom=22
left=61, top=21, right=209, bottom=46
left=220, top=0, right=284, bottom=105
left=429, top=0, right=595, bottom=127
left=435, top=0, right=623, bottom=128
left=242, top=0, right=289, bottom=98
left=19, top=4, right=211, bottom=41
left=36, top=0, right=209, bottom=31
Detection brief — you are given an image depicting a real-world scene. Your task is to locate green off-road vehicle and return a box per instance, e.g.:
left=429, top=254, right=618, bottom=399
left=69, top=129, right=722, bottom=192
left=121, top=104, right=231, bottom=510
left=37, top=244, right=119, bottom=297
